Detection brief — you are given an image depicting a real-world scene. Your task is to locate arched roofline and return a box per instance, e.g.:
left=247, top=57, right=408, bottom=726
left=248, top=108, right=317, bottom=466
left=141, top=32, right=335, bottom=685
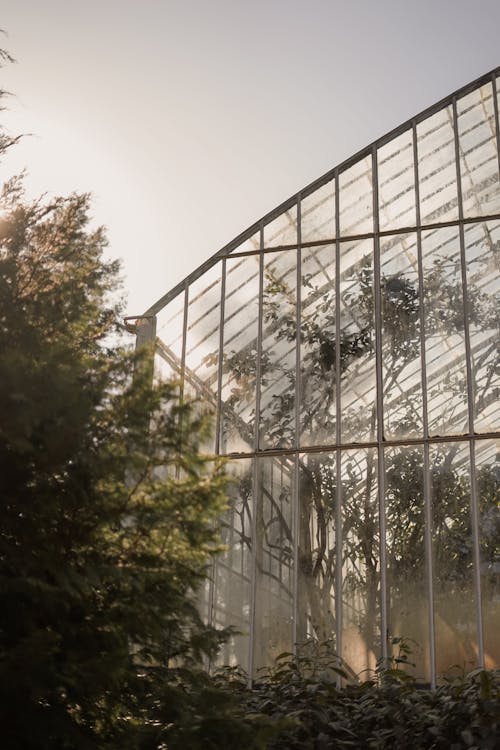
left=143, top=65, right=500, bottom=317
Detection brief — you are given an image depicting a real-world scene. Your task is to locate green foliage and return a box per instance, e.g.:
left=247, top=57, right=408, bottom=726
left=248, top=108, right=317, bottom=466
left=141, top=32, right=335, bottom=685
left=0, top=177, right=229, bottom=747
left=203, top=653, right=500, bottom=750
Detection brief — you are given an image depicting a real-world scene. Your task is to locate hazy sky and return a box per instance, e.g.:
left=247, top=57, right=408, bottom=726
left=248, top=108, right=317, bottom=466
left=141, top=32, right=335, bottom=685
left=1, top=0, right=500, bottom=315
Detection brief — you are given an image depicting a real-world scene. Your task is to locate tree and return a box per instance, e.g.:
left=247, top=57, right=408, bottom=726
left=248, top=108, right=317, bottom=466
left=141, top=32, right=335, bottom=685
left=0, top=162, right=229, bottom=747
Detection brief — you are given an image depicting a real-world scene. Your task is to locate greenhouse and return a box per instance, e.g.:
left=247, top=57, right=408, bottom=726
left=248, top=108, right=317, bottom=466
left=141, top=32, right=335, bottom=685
left=134, top=68, right=500, bottom=686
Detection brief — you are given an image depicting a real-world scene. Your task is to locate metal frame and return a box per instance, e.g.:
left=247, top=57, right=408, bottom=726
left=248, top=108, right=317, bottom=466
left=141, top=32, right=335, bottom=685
left=136, top=68, right=500, bottom=684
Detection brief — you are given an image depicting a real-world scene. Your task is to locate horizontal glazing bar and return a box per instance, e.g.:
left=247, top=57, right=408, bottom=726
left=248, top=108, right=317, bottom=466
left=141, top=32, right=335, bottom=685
left=222, top=431, right=500, bottom=460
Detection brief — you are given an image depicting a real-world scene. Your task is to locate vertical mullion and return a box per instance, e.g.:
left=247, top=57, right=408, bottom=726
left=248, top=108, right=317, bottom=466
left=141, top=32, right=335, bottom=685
left=179, top=281, right=189, bottom=404
left=492, top=72, right=500, bottom=182
left=292, top=198, right=302, bottom=652
left=255, top=227, right=264, bottom=453
left=414, top=120, right=437, bottom=688
left=248, top=223, right=264, bottom=684
left=215, top=259, right=226, bottom=455
left=208, top=260, right=225, bottom=668
left=372, top=145, right=388, bottom=661
left=176, top=283, right=189, bottom=481
left=334, top=169, right=343, bottom=679
left=453, top=96, right=484, bottom=669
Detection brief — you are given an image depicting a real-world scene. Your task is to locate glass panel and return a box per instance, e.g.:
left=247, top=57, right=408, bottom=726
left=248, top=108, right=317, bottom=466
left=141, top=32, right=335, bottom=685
left=259, top=250, right=297, bottom=449
left=220, top=255, right=260, bottom=454
left=341, top=448, right=379, bottom=678
left=430, top=442, right=478, bottom=676
left=475, top=440, right=500, bottom=670
left=230, top=229, right=260, bottom=254
left=380, top=233, right=423, bottom=439
left=154, top=348, right=177, bottom=385
left=184, top=265, right=221, bottom=446
left=300, top=244, right=336, bottom=446
left=457, top=82, right=500, bottom=218
left=417, top=105, right=459, bottom=224
left=297, top=452, right=337, bottom=646
left=464, top=221, right=500, bottom=433
left=264, top=205, right=297, bottom=248
left=212, top=458, right=253, bottom=672
left=301, top=179, right=336, bottom=242
left=253, top=455, right=295, bottom=671
left=422, top=227, right=468, bottom=436
left=339, top=238, right=377, bottom=443
left=156, top=290, right=185, bottom=369
left=385, top=446, right=430, bottom=682
left=378, top=129, right=416, bottom=231
left=339, top=155, right=373, bottom=236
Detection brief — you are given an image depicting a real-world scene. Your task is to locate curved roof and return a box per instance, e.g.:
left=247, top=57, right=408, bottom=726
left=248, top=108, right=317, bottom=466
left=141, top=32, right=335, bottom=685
left=145, top=65, right=500, bottom=316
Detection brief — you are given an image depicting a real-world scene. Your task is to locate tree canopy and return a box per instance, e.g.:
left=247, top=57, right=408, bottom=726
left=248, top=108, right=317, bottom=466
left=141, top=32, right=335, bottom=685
left=0, top=125, right=228, bottom=749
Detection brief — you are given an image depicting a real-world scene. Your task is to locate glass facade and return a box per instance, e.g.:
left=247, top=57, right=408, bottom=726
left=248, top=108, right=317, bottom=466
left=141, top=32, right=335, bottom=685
left=138, top=69, right=500, bottom=685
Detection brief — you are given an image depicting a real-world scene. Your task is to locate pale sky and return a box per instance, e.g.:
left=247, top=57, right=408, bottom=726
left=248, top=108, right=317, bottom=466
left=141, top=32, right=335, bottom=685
left=1, top=0, right=500, bottom=315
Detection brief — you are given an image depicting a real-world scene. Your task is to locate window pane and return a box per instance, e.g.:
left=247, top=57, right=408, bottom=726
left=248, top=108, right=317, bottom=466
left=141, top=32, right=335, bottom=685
left=253, top=456, right=295, bottom=671
left=464, top=221, right=500, bottom=433
left=378, top=129, right=416, bottom=231
left=431, top=442, right=478, bottom=676
left=220, top=256, right=260, bottom=453
left=301, top=179, right=336, bottom=242
left=422, top=227, right=468, bottom=436
left=229, top=230, right=260, bottom=254
left=155, top=293, right=185, bottom=398
left=475, top=440, right=500, bottom=669
left=417, top=106, right=459, bottom=224
left=339, top=155, right=373, bottom=236
left=385, top=446, right=430, bottom=682
left=339, top=238, right=377, bottom=443
left=457, top=83, right=500, bottom=218
left=297, top=452, right=337, bottom=646
left=260, top=250, right=297, bottom=449
left=213, top=458, right=253, bottom=671
left=156, top=291, right=185, bottom=365
left=184, top=265, right=221, bottom=445
left=264, top=205, right=297, bottom=248
left=341, top=448, right=380, bottom=678
left=300, top=244, right=336, bottom=446
left=380, top=233, right=423, bottom=439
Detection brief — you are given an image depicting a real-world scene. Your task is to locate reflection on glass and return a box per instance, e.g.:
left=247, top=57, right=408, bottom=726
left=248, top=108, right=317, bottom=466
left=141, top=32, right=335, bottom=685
left=260, top=250, right=297, bottom=449
left=431, top=443, right=477, bottom=676
left=378, top=129, right=416, bottom=231
left=422, top=227, right=468, bottom=436
left=380, top=233, right=423, bottom=439
left=417, top=106, right=458, bottom=224
left=339, top=238, right=376, bottom=443
left=339, top=155, right=373, bottom=236
left=301, top=180, right=336, bottom=242
left=297, top=452, right=337, bottom=646
left=264, top=205, right=297, bottom=248
left=457, top=83, right=500, bottom=218
left=464, top=221, right=500, bottom=433
left=474, top=440, right=500, bottom=669
left=300, top=244, right=336, bottom=446
left=253, top=456, right=295, bottom=671
left=385, top=446, right=430, bottom=681
left=341, top=449, right=379, bottom=678
left=213, top=458, right=253, bottom=671
left=221, top=256, right=260, bottom=453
